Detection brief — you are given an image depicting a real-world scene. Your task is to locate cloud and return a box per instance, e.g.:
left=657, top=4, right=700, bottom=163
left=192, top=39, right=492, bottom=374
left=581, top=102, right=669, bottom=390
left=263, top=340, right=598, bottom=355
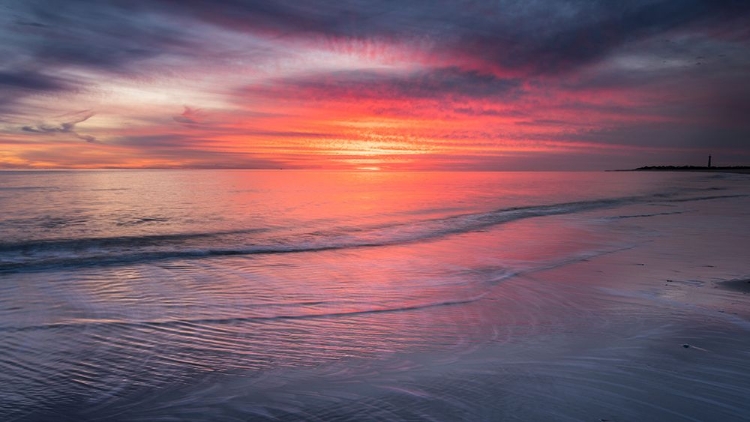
left=3, top=0, right=195, bottom=73
left=2, top=0, right=750, bottom=169
left=0, top=70, right=69, bottom=91
left=102, top=134, right=289, bottom=168
left=246, top=67, right=521, bottom=101
left=173, top=106, right=204, bottom=125
left=7, top=0, right=749, bottom=79
left=21, top=110, right=98, bottom=143
left=0, top=69, right=76, bottom=119
left=140, top=0, right=750, bottom=74
left=6, top=1, right=749, bottom=92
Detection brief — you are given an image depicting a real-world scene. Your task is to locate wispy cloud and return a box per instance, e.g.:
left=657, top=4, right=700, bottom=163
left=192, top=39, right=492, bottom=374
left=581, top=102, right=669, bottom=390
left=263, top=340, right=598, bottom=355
left=21, top=110, right=98, bottom=143
left=173, top=106, right=204, bottom=125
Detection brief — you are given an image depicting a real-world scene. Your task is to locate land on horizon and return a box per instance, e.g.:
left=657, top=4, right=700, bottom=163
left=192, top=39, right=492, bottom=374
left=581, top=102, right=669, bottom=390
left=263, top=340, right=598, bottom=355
left=621, top=165, right=750, bottom=174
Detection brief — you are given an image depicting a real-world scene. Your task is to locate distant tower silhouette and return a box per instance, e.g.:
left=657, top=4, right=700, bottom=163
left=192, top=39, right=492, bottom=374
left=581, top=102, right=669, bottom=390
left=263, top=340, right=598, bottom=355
left=708, top=155, right=712, bottom=168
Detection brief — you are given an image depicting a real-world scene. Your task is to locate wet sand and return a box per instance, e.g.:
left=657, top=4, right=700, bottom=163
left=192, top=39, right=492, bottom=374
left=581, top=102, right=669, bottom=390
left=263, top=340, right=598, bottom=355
left=77, top=247, right=750, bottom=422
left=4, top=172, right=749, bottom=422
left=715, top=278, right=750, bottom=292
left=42, top=199, right=750, bottom=422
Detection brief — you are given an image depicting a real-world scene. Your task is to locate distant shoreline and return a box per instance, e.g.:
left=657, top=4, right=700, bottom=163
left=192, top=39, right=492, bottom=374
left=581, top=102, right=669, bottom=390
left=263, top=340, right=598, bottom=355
left=613, top=166, right=750, bottom=174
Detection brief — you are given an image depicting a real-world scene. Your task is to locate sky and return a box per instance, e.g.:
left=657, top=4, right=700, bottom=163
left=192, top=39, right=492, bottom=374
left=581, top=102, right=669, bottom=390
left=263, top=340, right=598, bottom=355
left=1, top=0, right=750, bottom=170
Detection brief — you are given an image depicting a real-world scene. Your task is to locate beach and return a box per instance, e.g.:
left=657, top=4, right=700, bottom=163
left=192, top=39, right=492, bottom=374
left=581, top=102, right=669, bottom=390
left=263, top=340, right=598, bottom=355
left=1, top=170, right=749, bottom=421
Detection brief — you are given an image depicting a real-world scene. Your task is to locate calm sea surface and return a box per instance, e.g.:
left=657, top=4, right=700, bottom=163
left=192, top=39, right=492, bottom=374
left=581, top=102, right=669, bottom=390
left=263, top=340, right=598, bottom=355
left=1, top=170, right=749, bottom=421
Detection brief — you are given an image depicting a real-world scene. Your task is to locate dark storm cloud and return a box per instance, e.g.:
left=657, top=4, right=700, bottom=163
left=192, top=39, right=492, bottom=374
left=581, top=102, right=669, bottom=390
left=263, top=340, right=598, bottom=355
left=6, top=0, right=750, bottom=76
left=2, top=0, right=193, bottom=74
left=0, top=0, right=198, bottom=119
left=0, top=70, right=69, bottom=92
left=146, top=0, right=750, bottom=74
left=0, top=70, right=72, bottom=118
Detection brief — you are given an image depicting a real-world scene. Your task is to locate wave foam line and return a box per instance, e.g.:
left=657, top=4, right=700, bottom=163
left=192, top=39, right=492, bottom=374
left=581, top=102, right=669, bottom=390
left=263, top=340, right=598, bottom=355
left=0, top=228, right=270, bottom=254
left=0, top=192, right=744, bottom=274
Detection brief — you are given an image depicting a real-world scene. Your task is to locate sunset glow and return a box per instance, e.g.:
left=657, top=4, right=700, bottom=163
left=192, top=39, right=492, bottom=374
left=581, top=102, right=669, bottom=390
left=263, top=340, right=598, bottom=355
left=3, top=3, right=750, bottom=417
left=2, top=1, right=750, bottom=169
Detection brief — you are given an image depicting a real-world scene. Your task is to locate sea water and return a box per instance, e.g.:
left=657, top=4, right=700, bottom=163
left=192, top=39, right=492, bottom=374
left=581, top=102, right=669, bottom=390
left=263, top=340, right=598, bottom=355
left=1, top=170, right=749, bottom=421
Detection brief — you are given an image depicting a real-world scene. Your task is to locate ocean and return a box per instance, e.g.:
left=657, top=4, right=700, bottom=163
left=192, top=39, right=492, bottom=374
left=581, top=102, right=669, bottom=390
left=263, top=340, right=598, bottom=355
left=2, top=170, right=749, bottom=421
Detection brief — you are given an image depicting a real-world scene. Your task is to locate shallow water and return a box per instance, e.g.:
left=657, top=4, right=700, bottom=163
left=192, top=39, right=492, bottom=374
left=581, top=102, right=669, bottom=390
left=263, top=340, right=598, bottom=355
left=1, top=170, right=749, bottom=421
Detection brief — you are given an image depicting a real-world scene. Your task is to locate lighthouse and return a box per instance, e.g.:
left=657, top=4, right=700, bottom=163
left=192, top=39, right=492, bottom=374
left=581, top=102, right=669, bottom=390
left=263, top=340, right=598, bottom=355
left=708, top=155, right=712, bottom=168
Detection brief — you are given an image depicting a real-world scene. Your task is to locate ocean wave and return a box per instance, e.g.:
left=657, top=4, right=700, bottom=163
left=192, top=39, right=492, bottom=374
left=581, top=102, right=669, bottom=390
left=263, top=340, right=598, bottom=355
left=0, top=190, right=743, bottom=274
left=0, top=228, right=270, bottom=254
